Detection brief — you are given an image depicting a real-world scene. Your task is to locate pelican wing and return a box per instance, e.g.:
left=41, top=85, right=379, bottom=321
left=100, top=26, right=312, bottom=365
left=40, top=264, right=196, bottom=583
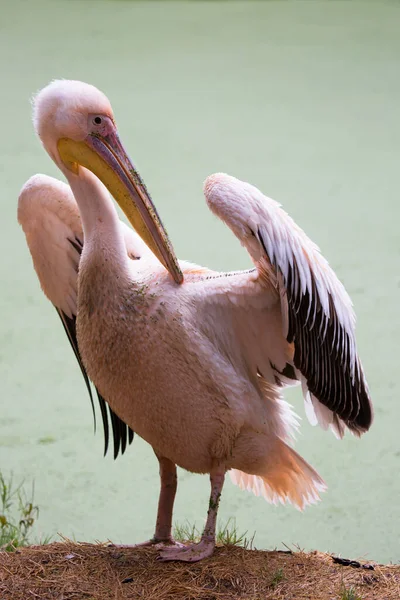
left=18, top=174, right=135, bottom=458
left=204, top=173, right=372, bottom=437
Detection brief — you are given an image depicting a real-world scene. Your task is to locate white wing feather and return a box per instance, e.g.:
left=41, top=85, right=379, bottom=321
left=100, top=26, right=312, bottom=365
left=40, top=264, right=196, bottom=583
left=18, top=173, right=142, bottom=458
left=204, top=173, right=373, bottom=438
left=18, top=174, right=82, bottom=318
left=18, top=174, right=153, bottom=317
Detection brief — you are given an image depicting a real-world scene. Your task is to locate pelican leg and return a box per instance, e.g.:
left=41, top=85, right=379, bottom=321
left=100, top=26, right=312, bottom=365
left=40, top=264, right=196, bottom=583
left=108, top=454, right=183, bottom=549
left=152, top=454, right=179, bottom=543
left=157, top=467, right=225, bottom=562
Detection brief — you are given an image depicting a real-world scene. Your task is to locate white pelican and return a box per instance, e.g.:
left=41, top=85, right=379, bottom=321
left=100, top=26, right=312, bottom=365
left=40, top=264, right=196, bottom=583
left=18, top=80, right=373, bottom=562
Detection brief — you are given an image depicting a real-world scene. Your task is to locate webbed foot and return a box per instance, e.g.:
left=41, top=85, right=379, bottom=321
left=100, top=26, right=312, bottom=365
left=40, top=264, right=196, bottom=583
left=157, top=538, right=215, bottom=562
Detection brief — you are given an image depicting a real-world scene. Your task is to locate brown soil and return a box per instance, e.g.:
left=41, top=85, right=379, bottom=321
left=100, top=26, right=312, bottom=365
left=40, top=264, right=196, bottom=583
left=0, top=541, right=399, bottom=599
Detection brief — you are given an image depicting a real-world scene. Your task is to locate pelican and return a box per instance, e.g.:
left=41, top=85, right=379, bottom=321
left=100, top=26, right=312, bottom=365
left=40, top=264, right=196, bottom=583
left=18, top=80, right=373, bottom=562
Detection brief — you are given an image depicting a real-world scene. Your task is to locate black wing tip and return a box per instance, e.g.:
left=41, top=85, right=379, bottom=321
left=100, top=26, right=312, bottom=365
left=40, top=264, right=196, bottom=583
left=288, top=286, right=374, bottom=435
left=55, top=307, right=98, bottom=431
left=347, top=395, right=374, bottom=436
left=118, top=423, right=135, bottom=456
left=128, top=427, right=134, bottom=445
left=282, top=250, right=377, bottom=439
left=95, top=391, right=110, bottom=457
left=347, top=421, right=372, bottom=437
left=324, top=388, right=373, bottom=437
left=105, top=402, right=135, bottom=460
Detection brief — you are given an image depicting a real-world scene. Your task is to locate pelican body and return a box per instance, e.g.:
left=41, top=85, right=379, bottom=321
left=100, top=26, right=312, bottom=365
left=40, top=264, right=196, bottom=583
left=18, top=80, right=373, bottom=562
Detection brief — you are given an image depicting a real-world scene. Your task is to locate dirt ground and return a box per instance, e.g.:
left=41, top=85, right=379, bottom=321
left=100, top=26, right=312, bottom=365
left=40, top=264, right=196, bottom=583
left=0, top=541, right=399, bottom=600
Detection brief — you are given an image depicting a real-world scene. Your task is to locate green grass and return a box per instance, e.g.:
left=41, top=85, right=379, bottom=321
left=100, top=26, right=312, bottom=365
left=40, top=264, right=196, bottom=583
left=173, top=518, right=255, bottom=550
left=174, top=521, right=199, bottom=544
left=340, top=585, right=363, bottom=600
left=270, top=567, right=285, bottom=588
left=0, top=472, right=44, bottom=551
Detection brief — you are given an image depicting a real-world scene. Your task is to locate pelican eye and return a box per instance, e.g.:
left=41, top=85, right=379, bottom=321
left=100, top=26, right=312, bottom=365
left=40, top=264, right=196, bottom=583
left=93, top=116, right=102, bottom=125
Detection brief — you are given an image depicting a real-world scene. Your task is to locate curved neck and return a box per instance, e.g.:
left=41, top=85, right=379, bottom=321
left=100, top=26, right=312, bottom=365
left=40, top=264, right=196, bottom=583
left=65, top=166, right=128, bottom=270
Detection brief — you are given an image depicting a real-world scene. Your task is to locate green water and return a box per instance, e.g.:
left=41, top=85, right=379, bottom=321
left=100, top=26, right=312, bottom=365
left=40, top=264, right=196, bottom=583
left=1, top=0, right=399, bottom=563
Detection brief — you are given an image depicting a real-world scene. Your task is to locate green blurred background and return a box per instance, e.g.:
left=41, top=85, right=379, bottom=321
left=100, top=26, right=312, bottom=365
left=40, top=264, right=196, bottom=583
left=1, top=0, right=399, bottom=562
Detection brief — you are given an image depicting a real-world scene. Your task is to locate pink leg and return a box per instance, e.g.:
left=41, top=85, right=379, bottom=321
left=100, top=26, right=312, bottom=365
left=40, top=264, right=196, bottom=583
left=158, top=468, right=225, bottom=562
left=110, top=454, right=183, bottom=548
left=152, top=455, right=178, bottom=542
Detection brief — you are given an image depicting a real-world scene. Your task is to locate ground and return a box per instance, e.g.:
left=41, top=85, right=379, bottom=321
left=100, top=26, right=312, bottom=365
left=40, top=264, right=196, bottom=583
left=0, top=541, right=399, bottom=599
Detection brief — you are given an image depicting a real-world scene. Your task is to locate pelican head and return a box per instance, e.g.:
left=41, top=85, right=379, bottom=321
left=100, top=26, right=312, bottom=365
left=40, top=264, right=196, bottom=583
left=33, top=80, right=183, bottom=283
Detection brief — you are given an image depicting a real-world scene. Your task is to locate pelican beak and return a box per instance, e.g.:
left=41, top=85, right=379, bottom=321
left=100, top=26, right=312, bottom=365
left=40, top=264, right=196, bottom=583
left=57, top=132, right=183, bottom=284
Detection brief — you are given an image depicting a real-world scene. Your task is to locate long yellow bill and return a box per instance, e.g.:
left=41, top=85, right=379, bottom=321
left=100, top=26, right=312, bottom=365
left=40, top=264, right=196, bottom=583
left=57, top=131, right=183, bottom=284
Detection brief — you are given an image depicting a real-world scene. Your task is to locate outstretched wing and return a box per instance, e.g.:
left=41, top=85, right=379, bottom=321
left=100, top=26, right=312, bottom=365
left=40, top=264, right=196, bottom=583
left=204, top=173, right=372, bottom=438
left=18, top=174, right=136, bottom=458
